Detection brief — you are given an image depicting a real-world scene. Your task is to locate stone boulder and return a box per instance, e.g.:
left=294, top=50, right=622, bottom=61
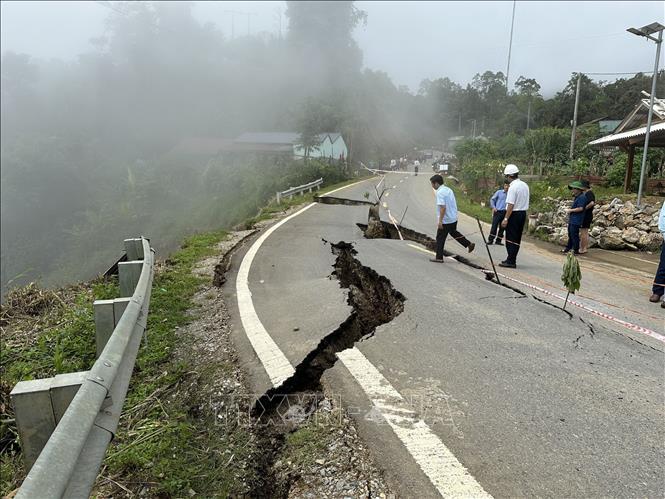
left=599, top=228, right=626, bottom=250
left=621, top=227, right=641, bottom=244
left=638, top=232, right=663, bottom=252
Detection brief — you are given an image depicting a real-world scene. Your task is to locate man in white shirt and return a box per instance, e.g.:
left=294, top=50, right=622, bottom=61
left=429, top=174, right=475, bottom=262
left=499, top=164, right=529, bottom=268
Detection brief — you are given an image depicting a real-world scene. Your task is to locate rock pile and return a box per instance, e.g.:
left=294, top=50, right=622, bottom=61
left=531, top=197, right=663, bottom=251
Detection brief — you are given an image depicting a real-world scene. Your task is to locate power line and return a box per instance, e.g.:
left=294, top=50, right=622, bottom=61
left=583, top=71, right=655, bottom=75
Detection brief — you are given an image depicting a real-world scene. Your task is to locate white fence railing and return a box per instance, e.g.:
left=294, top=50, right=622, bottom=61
left=276, top=177, right=323, bottom=203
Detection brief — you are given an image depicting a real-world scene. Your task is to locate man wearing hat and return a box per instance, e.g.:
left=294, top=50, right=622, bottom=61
left=579, top=179, right=595, bottom=254
left=499, top=164, right=529, bottom=268
left=561, top=180, right=587, bottom=255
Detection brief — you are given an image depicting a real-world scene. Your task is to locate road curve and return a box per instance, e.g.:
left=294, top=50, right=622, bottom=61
left=228, top=174, right=664, bottom=498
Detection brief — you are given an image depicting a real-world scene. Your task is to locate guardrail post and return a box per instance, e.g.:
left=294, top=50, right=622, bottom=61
left=10, top=379, right=55, bottom=471
left=10, top=372, right=87, bottom=471
left=276, top=191, right=281, bottom=204
left=124, top=238, right=144, bottom=261
left=94, top=297, right=132, bottom=356
left=50, top=372, right=87, bottom=422
left=119, top=261, right=142, bottom=297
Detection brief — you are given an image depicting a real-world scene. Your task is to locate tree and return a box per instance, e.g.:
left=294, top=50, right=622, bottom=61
left=514, top=76, right=541, bottom=97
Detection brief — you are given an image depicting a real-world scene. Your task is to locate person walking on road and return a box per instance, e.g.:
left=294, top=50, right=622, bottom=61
left=648, top=200, right=665, bottom=308
left=488, top=181, right=509, bottom=245
left=561, top=181, right=587, bottom=255
left=414, top=160, right=420, bottom=176
left=579, top=179, right=595, bottom=254
left=429, top=174, right=475, bottom=263
left=499, top=164, right=529, bottom=268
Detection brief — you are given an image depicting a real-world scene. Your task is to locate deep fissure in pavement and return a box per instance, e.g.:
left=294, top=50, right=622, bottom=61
left=248, top=240, right=406, bottom=497
left=314, top=195, right=375, bottom=206
left=253, top=240, right=406, bottom=415
left=356, top=220, right=527, bottom=297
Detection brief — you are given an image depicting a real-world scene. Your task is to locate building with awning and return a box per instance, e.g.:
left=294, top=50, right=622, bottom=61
left=589, top=94, right=665, bottom=193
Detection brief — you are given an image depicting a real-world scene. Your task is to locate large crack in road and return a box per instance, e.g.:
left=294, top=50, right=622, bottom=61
left=247, top=240, right=406, bottom=497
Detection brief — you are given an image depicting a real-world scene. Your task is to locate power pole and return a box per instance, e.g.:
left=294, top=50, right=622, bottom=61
left=225, top=10, right=237, bottom=39
left=569, top=72, right=582, bottom=160
left=458, top=113, right=462, bottom=133
left=637, top=29, right=663, bottom=206
left=274, top=7, right=282, bottom=39
left=505, top=0, right=517, bottom=91
left=526, top=99, right=532, bottom=131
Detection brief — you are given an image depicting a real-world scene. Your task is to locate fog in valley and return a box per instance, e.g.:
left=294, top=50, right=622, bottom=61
left=1, top=1, right=662, bottom=292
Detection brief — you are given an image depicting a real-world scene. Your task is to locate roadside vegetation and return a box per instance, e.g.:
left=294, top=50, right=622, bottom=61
left=1, top=230, right=259, bottom=496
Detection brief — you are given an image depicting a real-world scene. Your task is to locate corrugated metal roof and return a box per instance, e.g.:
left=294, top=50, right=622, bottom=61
left=235, top=132, right=300, bottom=144
left=234, top=132, right=343, bottom=145
left=589, top=121, right=665, bottom=147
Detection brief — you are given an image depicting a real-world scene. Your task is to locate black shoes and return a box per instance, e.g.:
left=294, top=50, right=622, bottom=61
left=498, top=260, right=516, bottom=268
left=429, top=258, right=445, bottom=263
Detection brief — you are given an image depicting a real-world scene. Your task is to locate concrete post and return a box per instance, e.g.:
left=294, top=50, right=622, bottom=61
left=10, top=379, right=55, bottom=471
left=276, top=191, right=281, bottom=204
left=94, top=300, right=115, bottom=357
left=94, top=298, right=132, bottom=356
left=50, top=372, right=87, bottom=422
left=124, top=238, right=144, bottom=261
left=10, top=372, right=88, bottom=470
left=119, top=261, right=142, bottom=297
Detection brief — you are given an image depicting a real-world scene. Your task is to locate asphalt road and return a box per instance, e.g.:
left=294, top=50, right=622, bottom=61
left=227, top=174, right=664, bottom=498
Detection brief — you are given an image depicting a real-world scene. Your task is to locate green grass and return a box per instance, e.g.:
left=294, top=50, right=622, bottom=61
left=1, top=229, right=261, bottom=496
left=101, top=229, right=260, bottom=496
left=450, top=185, right=493, bottom=224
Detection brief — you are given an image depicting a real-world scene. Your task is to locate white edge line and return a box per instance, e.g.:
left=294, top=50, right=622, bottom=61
left=235, top=178, right=491, bottom=497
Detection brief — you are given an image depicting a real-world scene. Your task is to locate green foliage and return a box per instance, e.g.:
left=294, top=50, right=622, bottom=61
left=561, top=252, right=582, bottom=310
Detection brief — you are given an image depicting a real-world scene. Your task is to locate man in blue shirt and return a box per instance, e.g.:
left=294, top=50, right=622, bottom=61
left=429, top=174, right=475, bottom=262
left=488, top=181, right=509, bottom=245
left=562, top=180, right=587, bottom=255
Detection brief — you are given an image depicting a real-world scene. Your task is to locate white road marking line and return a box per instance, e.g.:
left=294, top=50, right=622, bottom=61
left=236, top=180, right=490, bottom=498
left=407, top=243, right=457, bottom=262
left=337, top=348, right=491, bottom=498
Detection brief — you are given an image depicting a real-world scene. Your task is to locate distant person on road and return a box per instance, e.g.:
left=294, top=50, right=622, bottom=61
left=579, top=179, right=595, bottom=254
left=649, top=200, right=665, bottom=308
left=488, top=181, right=509, bottom=245
left=499, top=164, right=529, bottom=268
left=414, top=160, right=420, bottom=176
left=429, top=174, right=475, bottom=263
left=561, top=181, right=587, bottom=255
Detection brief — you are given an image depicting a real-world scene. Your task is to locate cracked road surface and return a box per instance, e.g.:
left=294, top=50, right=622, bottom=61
left=226, top=175, right=664, bottom=498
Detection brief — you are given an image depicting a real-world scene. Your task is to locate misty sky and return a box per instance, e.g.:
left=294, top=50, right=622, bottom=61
left=1, top=1, right=663, bottom=96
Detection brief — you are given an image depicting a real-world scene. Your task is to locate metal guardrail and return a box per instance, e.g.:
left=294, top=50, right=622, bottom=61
left=276, top=177, right=323, bottom=203
left=12, top=237, right=154, bottom=498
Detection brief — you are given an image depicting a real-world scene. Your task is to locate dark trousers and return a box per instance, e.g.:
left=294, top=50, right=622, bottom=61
left=505, top=210, right=526, bottom=264
left=653, top=241, right=665, bottom=296
left=436, top=221, right=471, bottom=260
left=489, top=210, right=506, bottom=243
left=564, top=223, right=581, bottom=253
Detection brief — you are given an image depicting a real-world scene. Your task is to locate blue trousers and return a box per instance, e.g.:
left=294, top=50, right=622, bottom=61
left=653, top=241, right=665, bottom=296
left=564, top=223, right=581, bottom=253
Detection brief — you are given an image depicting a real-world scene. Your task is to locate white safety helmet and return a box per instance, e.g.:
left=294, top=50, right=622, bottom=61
left=503, top=164, right=519, bottom=175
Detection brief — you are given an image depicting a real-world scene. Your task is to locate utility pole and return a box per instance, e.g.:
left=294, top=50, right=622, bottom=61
left=225, top=10, right=237, bottom=39
left=505, top=0, right=517, bottom=91
left=631, top=26, right=663, bottom=206
left=274, top=7, right=282, bottom=39
left=526, top=99, right=532, bottom=131
left=569, top=72, right=582, bottom=160
left=458, top=113, right=462, bottom=133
